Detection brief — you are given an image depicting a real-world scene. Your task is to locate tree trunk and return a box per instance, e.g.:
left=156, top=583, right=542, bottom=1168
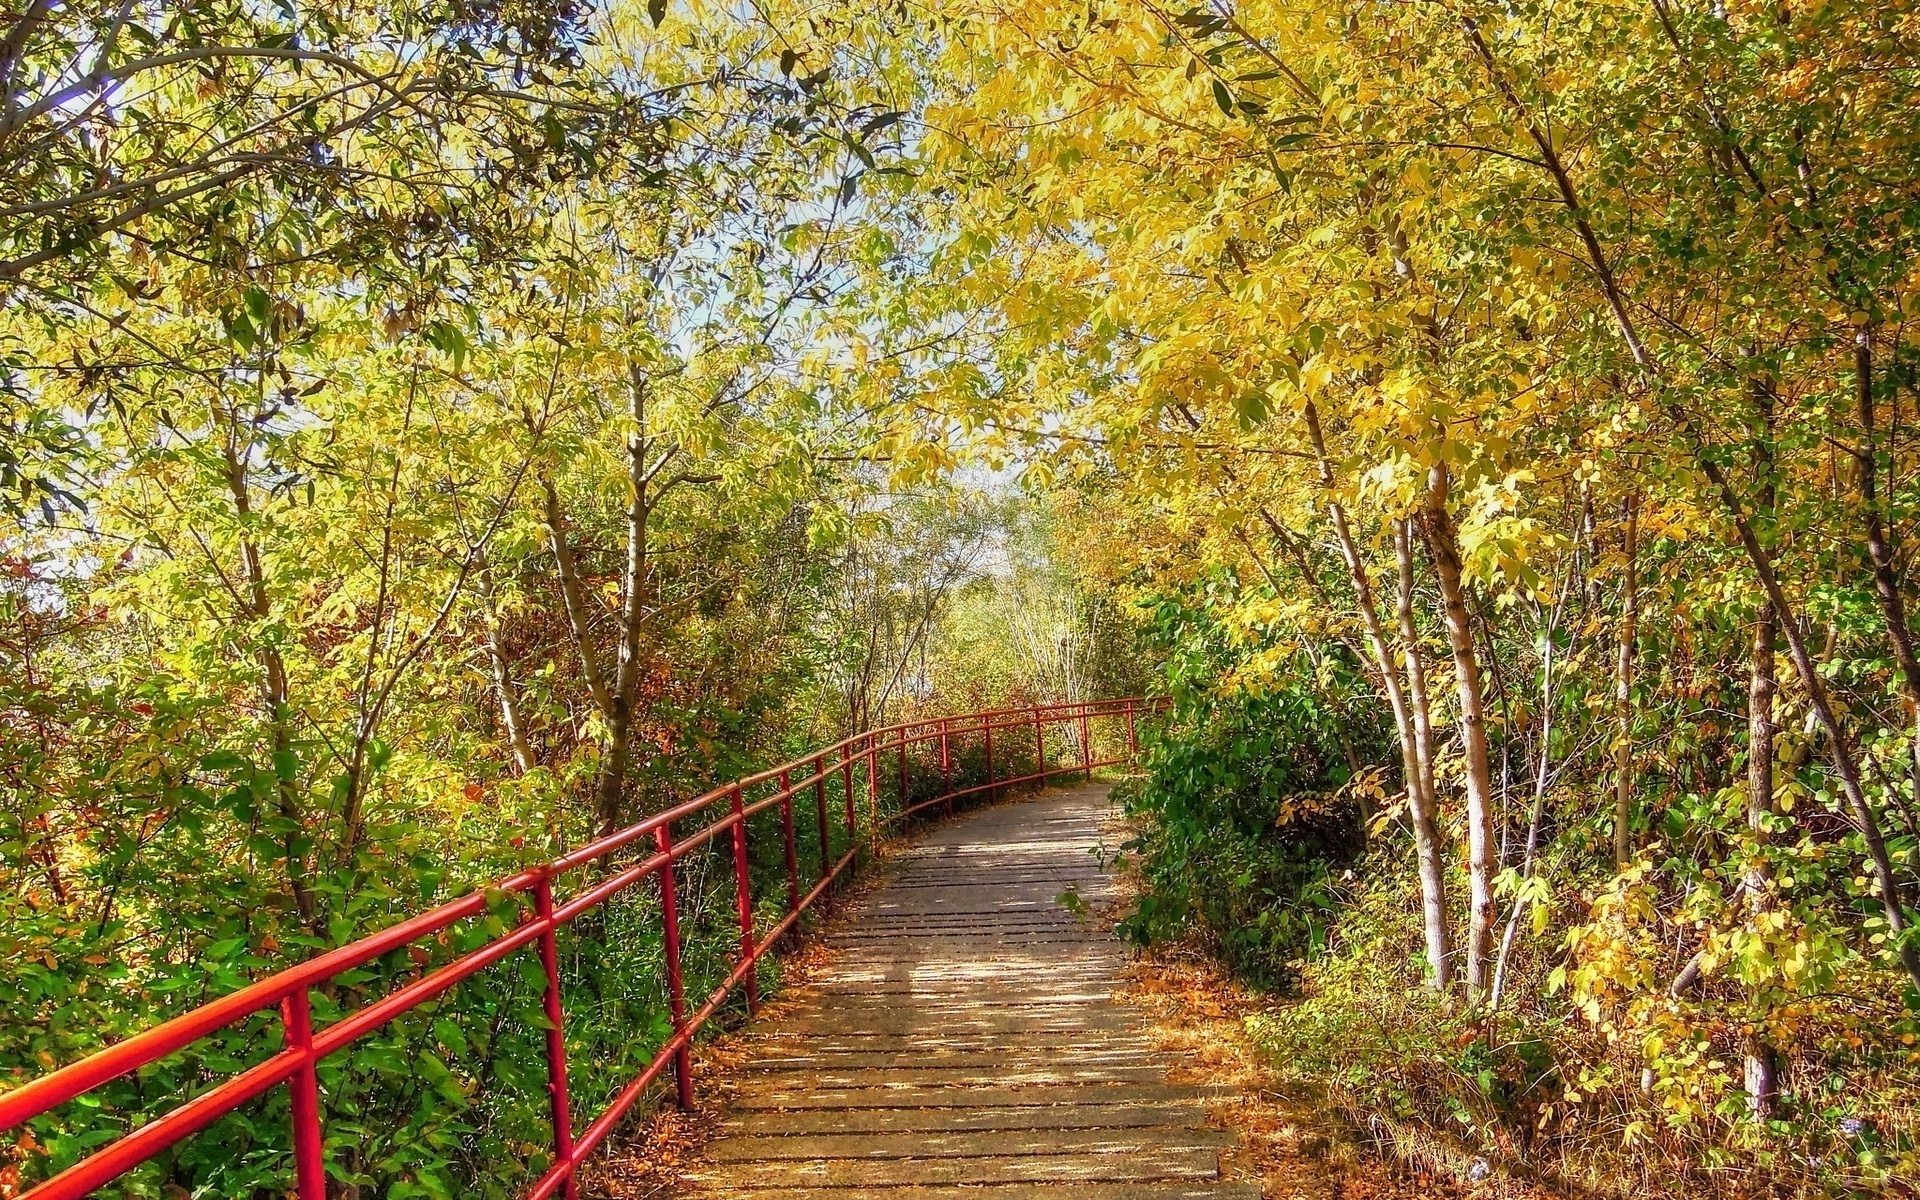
left=1613, top=493, right=1640, bottom=866
left=1853, top=329, right=1920, bottom=815
left=1419, top=462, right=1497, bottom=1001
left=1395, top=518, right=1450, bottom=990
left=1491, top=589, right=1560, bottom=1012
left=1301, top=403, right=1448, bottom=984
left=1395, top=521, right=1440, bottom=814
left=1745, top=383, right=1780, bottom=1117
left=222, top=429, right=316, bottom=928
left=1743, top=596, right=1781, bottom=1115
left=480, top=561, right=537, bottom=776
left=597, top=372, right=655, bottom=836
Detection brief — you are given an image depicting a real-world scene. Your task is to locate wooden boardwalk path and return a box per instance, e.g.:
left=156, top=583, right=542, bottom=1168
left=677, top=783, right=1256, bottom=1199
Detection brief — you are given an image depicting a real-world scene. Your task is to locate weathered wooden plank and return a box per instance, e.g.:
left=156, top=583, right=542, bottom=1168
left=715, top=1099, right=1211, bottom=1136
left=724, top=1082, right=1234, bottom=1111
left=684, top=1185, right=1262, bottom=1200
left=680, top=1143, right=1224, bottom=1186
left=744, top=1047, right=1167, bottom=1072
left=753, top=1015, right=1145, bottom=1038
left=728, top=1062, right=1172, bottom=1088
left=737, top=1029, right=1159, bottom=1044
left=704, top=1125, right=1235, bottom=1163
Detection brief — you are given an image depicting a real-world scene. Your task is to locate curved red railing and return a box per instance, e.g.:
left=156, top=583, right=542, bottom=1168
left=0, top=697, right=1165, bottom=1200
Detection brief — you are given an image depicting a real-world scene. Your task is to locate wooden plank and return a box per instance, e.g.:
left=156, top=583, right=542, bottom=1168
left=715, top=1100, right=1212, bottom=1137
left=744, top=1047, right=1168, bottom=1072
left=725, top=1082, right=1234, bottom=1111
left=703, top=1125, right=1235, bottom=1163
left=680, top=1143, right=1224, bottom=1186
left=685, top=1185, right=1262, bottom=1200
left=737, top=1029, right=1152, bottom=1044
left=728, top=1062, right=1172, bottom=1088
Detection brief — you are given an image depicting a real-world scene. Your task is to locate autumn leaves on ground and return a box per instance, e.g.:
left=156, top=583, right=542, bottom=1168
left=7, top=0, right=1920, bottom=1197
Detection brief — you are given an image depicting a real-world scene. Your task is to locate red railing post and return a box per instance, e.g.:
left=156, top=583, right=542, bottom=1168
left=654, top=822, right=694, bottom=1109
left=841, top=741, right=857, bottom=860
left=1081, top=709, right=1094, bottom=781
left=280, top=988, right=326, bottom=1200
left=939, top=719, right=952, bottom=816
left=863, top=732, right=878, bottom=836
left=1126, top=704, right=1138, bottom=758
left=814, top=754, right=831, bottom=888
left=984, top=716, right=995, bottom=801
left=1034, top=708, right=1045, bottom=784
left=897, top=731, right=908, bottom=809
left=779, top=768, right=800, bottom=920
left=534, top=874, right=579, bottom=1200
left=729, top=785, right=759, bottom=1014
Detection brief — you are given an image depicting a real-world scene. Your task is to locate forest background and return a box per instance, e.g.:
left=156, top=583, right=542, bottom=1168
left=6, top=0, right=1920, bottom=1197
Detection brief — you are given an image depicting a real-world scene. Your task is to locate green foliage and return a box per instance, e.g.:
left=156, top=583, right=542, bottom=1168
left=1116, top=578, right=1373, bottom=988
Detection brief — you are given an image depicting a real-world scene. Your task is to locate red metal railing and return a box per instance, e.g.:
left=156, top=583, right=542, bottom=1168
left=0, top=697, right=1164, bottom=1200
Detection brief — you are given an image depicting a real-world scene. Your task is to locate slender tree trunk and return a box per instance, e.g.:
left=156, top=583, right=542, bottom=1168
left=1613, top=493, right=1640, bottom=866
left=1301, top=403, right=1447, bottom=984
left=542, top=478, right=611, bottom=714
left=1746, top=383, right=1780, bottom=1116
left=1419, top=462, right=1497, bottom=1001
left=1744, top=593, right=1780, bottom=1113
left=597, top=372, right=654, bottom=836
left=479, top=562, right=536, bottom=775
left=221, top=431, right=316, bottom=928
left=1395, top=518, right=1450, bottom=989
left=1395, top=521, right=1440, bottom=813
left=1580, top=481, right=1602, bottom=612
left=1492, top=590, right=1561, bottom=1012
left=1853, top=329, right=1920, bottom=809
left=1323, top=433, right=1441, bottom=968
left=488, top=637, right=537, bottom=776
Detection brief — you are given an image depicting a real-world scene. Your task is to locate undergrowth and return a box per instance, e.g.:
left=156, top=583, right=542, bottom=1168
left=1116, top=659, right=1920, bottom=1198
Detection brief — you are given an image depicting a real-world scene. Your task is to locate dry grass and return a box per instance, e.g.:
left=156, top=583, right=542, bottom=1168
left=1096, top=791, right=1563, bottom=1200
left=1118, top=941, right=1562, bottom=1200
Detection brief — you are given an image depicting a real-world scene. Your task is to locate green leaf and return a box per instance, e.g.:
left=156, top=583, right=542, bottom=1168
left=647, top=0, right=666, bottom=26
left=1213, top=80, right=1234, bottom=116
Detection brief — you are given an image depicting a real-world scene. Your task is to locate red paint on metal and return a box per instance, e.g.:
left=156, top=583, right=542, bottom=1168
left=813, top=757, right=831, bottom=908
left=840, top=741, right=856, bottom=860
left=655, top=823, right=694, bottom=1111
left=864, top=733, right=879, bottom=835
left=2, top=698, right=1164, bottom=1200
left=281, top=988, right=325, bottom=1200
left=1035, top=710, right=1045, bottom=780
left=779, top=768, right=800, bottom=921
left=1081, top=711, right=1094, bottom=781
left=939, top=719, right=952, bottom=817
left=535, top=874, right=579, bottom=1200
left=730, top=785, right=759, bottom=1014
left=985, top=719, right=995, bottom=801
